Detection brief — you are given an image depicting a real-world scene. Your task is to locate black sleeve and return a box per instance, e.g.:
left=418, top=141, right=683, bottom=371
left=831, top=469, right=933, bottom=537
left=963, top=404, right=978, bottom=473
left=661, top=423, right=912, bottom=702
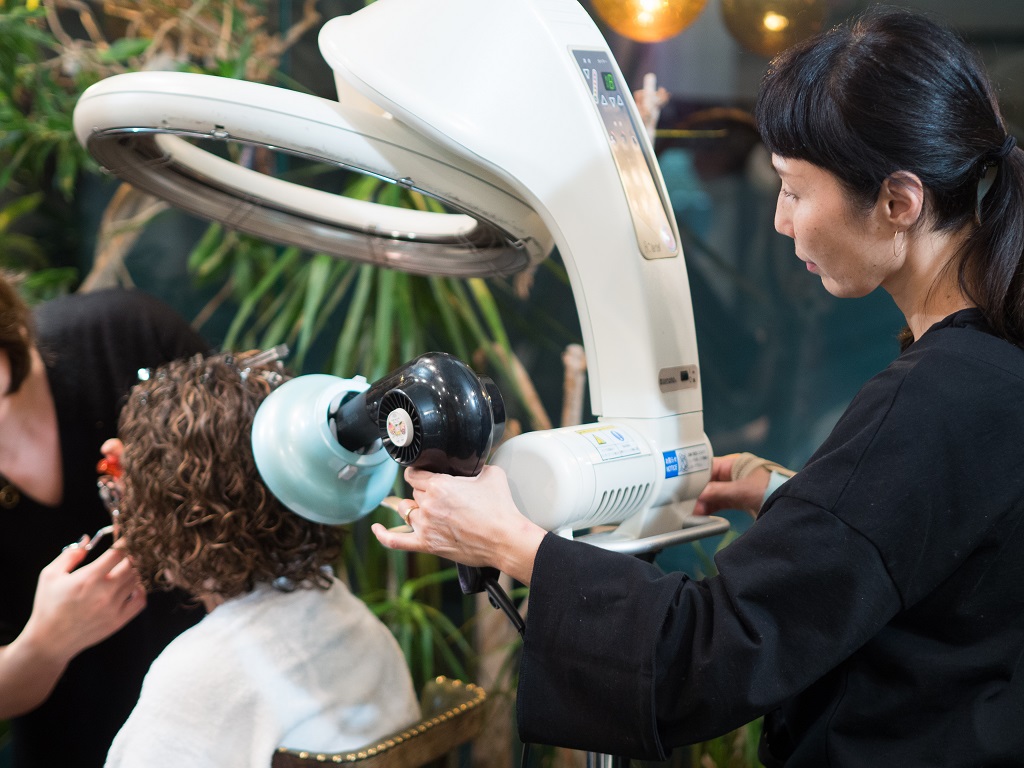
left=517, top=503, right=900, bottom=759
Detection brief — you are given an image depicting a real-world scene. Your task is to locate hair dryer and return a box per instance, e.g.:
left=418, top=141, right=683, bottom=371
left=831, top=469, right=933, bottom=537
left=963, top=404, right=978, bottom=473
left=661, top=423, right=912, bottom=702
left=252, top=351, right=505, bottom=593
left=331, top=351, right=504, bottom=477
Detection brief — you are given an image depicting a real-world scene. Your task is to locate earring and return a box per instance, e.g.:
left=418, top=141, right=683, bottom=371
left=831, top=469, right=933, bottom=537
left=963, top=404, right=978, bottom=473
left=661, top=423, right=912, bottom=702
left=893, top=229, right=904, bottom=260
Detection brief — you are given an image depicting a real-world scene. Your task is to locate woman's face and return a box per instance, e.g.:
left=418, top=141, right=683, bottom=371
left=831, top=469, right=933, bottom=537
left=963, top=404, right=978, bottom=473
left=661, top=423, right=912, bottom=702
left=772, top=155, right=898, bottom=298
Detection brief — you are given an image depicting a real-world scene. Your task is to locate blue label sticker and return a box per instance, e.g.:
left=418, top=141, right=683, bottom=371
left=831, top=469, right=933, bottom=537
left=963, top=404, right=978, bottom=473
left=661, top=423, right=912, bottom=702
left=663, top=444, right=711, bottom=479
left=663, top=450, right=680, bottom=478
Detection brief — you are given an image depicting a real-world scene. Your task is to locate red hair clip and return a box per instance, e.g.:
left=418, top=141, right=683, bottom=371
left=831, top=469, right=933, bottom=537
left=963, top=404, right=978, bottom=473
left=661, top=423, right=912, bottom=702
left=96, top=455, right=123, bottom=480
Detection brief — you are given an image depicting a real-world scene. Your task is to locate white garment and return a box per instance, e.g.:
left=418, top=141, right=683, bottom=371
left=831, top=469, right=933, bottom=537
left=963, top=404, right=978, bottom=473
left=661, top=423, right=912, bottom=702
left=106, top=577, right=420, bottom=768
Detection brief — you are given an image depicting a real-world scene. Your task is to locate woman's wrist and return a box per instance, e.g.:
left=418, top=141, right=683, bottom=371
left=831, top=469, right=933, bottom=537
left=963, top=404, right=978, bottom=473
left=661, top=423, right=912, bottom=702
left=17, top=615, right=76, bottom=668
left=498, top=518, right=547, bottom=586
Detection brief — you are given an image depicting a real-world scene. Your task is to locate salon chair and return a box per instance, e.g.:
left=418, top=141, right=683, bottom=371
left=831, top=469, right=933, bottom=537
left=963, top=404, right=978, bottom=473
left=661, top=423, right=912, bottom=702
left=271, top=677, right=487, bottom=768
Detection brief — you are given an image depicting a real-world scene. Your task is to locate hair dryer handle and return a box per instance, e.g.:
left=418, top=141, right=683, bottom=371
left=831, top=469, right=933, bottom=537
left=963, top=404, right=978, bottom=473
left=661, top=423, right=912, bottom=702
left=457, top=564, right=500, bottom=594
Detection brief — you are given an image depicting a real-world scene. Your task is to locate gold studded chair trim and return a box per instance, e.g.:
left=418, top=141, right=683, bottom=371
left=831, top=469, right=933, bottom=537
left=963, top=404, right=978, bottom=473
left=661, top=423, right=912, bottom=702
left=272, top=677, right=487, bottom=768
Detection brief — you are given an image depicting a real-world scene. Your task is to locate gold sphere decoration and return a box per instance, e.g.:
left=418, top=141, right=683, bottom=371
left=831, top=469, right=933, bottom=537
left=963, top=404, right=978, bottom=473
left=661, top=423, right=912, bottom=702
left=720, top=0, right=827, bottom=58
left=592, top=0, right=708, bottom=43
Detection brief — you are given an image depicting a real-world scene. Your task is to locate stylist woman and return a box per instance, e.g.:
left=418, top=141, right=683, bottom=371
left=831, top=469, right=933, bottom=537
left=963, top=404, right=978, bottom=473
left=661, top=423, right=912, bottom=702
left=0, top=277, right=208, bottom=768
left=374, top=7, right=1024, bottom=766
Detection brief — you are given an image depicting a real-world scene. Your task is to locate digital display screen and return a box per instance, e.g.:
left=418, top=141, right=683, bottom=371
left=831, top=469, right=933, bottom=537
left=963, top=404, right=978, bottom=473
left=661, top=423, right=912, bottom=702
left=573, top=48, right=678, bottom=260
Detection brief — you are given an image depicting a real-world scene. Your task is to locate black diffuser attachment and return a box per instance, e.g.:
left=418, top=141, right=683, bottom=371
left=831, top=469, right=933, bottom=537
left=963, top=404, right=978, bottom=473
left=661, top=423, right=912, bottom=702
left=370, top=352, right=504, bottom=476
left=331, top=352, right=505, bottom=477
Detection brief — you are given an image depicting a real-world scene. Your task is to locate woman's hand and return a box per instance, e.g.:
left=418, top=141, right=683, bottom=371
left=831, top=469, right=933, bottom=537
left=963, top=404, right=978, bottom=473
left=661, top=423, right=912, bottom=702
left=693, top=453, right=772, bottom=518
left=0, top=540, right=146, bottom=717
left=25, top=541, right=146, bottom=660
left=371, top=465, right=547, bottom=585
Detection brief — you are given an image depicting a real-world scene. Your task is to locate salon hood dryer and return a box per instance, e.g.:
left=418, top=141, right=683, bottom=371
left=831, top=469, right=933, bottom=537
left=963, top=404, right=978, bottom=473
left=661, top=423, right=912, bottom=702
left=73, top=0, right=729, bottom=553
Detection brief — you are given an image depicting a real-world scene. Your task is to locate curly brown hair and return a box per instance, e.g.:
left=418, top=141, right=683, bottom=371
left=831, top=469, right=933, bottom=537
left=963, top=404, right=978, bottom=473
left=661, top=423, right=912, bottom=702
left=117, top=350, right=344, bottom=600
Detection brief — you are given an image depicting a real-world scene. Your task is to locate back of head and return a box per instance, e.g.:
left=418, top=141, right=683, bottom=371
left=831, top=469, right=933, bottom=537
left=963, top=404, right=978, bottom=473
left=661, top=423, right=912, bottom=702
left=118, top=351, right=344, bottom=600
left=755, top=6, right=1024, bottom=344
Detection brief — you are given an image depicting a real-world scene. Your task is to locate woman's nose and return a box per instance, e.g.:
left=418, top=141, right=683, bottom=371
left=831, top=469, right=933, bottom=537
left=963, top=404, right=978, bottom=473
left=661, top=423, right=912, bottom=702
left=774, top=202, right=794, bottom=239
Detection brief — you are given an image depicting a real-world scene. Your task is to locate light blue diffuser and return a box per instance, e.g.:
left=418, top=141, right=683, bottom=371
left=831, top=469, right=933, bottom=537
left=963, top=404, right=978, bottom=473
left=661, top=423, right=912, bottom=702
left=251, top=374, right=398, bottom=525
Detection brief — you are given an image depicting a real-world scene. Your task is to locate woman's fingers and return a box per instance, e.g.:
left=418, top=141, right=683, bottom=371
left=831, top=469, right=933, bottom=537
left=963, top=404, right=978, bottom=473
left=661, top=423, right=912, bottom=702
left=53, top=541, right=90, bottom=573
left=371, top=522, right=421, bottom=552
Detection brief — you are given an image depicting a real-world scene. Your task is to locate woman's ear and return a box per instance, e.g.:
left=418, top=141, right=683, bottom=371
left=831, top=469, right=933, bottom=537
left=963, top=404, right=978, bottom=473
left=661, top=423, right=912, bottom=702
left=878, top=171, right=925, bottom=230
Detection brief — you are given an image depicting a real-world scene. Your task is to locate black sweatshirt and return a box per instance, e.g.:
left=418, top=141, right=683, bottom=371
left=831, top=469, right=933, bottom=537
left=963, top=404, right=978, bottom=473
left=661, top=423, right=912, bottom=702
left=517, top=308, right=1024, bottom=767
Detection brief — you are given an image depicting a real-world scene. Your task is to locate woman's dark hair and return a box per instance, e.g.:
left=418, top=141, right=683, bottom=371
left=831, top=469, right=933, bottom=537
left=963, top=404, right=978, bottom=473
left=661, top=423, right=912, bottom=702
left=118, top=350, right=344, bottom=600
left=0, top=273, right=35, bottom=394
left=755, top=6, right=1024, bottom=346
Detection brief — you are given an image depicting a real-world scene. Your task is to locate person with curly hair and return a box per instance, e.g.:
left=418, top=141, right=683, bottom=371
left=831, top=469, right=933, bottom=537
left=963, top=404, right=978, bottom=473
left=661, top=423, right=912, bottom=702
left=104, top=350, right=419, bottom=768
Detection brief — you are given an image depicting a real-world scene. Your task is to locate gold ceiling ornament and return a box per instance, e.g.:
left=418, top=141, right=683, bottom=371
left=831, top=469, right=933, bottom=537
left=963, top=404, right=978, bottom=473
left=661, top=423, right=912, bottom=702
left=720, top=0, right=827, bottom=58
left=591, top=0, right=708, bottom=43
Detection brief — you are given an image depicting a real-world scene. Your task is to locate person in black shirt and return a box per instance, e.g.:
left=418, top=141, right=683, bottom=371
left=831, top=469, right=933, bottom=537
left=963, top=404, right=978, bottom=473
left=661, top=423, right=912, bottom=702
left=372, top=7, right=1024, bottom=767
left=0, top=277, right=209, bottom=768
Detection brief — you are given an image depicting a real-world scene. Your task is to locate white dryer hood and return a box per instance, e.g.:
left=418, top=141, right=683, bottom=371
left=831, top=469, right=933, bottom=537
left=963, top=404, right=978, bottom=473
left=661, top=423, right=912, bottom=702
left=74, top=0, right=722, bottom=547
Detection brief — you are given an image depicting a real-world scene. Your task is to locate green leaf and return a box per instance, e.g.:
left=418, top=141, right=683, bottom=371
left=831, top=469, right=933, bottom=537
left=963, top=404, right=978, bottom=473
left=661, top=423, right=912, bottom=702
left=406, top=601, right=431, bottom=679
left=222, top=247, right=302, bottom=349
left=343, top=174, right=383, bottom=202
left=187, top=223, right=226, bottom=273
left=331, top=265, right=376, bottom=376
left=55, top=144, right=79, bottom=200
left=0, top=191, right=42, bottom=232
left=398, top=567, right=457, bottom=601
left=97, top=37, right=152, bottom=63
left=18, top=267, right=77, bottom=302
left=371, top=269, right=397, bottom=379
left=293, top=253, right=332, bottom=369
left=263, top=278, right=309, bottom=349
left=0, top=232, right=46, bottom=269
left=420, top=603, right=475, bottom=657
left=306, top=259, right=357, bottom=352
left=469, top=277, right=512, bottom=349
left=394, top=274, right=419, bottom=364
left=428, top=278, right=471, bottom=361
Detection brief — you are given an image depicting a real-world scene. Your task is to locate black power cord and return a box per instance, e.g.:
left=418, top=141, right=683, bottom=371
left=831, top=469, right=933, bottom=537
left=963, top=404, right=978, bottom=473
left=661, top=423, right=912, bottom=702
left=484, top=577, right=526, bottom=638
left=457, top=563, right=526, bottom=638
left=458, top=565, right=531, bottom=766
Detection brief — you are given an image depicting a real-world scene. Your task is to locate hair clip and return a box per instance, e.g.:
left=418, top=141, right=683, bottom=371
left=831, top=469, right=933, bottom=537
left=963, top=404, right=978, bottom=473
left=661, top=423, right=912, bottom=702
left=243, top=344, right=289, bottom=370
left=240, top=344, right=289, bottom=383
left=97, top=476, right=122, bottom=517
